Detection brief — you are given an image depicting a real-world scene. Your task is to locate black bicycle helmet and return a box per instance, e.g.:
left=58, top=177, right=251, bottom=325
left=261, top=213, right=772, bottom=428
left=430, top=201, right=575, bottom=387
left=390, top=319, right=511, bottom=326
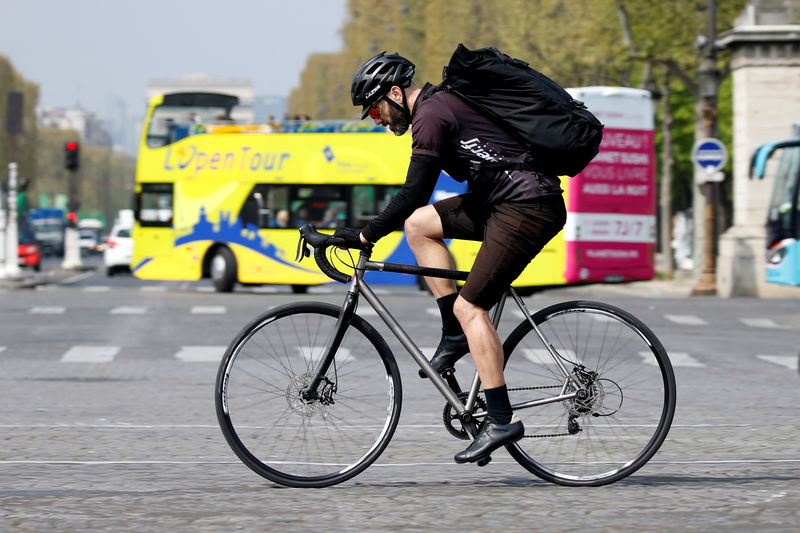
left=351, top=52, right=415, bottom=119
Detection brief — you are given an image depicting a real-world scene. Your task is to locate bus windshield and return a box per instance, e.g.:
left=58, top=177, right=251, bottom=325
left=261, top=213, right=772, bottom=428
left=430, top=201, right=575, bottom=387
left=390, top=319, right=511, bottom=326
left=766, top=145, right=800, bottom=246
left=147, top=105, right=229, bottom=148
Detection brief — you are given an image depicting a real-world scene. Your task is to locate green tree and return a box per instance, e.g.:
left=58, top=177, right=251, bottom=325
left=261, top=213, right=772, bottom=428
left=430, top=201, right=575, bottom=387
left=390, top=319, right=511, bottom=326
left=0, top=56, right=38, bottom=201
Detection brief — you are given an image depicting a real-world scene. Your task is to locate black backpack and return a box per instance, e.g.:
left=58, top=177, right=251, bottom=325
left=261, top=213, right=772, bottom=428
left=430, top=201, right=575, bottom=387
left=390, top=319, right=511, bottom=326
left=441, top=44, right=604, bottom=177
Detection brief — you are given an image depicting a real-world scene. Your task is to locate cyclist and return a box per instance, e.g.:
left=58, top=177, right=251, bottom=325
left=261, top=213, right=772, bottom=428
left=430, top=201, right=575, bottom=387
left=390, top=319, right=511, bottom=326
left=336, top=51, right=566, bottom=464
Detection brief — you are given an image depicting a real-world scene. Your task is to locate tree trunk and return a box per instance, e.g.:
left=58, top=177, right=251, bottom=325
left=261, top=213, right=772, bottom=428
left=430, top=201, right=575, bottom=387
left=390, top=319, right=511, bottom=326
left=659, top=67, right=674, bottom=277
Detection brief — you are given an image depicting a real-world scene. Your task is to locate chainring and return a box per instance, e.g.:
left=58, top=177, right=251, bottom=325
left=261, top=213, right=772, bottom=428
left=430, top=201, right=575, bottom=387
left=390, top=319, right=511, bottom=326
left=442, top=392, right=487, bottom=440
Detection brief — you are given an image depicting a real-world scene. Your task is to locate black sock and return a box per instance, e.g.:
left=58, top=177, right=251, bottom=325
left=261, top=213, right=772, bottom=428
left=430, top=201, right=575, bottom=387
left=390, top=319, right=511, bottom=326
left=484, top=385, right=513, bottom=424
left=436, top=292, right=462, bottom=337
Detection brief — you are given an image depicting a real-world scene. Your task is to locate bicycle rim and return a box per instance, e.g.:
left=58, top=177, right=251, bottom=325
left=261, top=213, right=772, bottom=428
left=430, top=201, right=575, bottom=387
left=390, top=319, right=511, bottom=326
left=502, top=300, right=676, bottom=486
left=215, top=302, right=402, bottom=487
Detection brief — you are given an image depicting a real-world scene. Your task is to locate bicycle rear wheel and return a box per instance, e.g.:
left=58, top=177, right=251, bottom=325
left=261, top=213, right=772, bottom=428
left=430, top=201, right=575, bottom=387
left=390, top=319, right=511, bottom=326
left=502, top=300, right=675, bottom=486
left=215, top=302, right=402, bottom=488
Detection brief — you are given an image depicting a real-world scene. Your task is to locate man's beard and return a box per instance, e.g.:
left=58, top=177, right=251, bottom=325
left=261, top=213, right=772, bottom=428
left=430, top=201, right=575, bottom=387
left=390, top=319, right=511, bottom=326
left=387, top=104, right=410, bottom=136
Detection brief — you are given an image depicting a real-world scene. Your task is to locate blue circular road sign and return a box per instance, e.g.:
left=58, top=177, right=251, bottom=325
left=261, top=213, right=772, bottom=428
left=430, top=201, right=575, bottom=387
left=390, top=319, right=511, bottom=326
left=692, top=138, right=728, bottom=171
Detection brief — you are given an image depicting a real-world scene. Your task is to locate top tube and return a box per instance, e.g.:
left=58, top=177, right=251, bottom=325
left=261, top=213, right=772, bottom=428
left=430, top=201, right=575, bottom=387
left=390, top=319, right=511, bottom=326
left=297, top=224, right=470, bottom=283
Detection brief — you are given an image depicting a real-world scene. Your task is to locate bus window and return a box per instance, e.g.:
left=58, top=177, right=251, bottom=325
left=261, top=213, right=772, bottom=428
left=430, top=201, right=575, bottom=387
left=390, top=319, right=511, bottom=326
left=240, top=184, right=290, bottom=229
left=291, top=186, right=348, bottom=229
left=351, top=185, right=402, bottom=229
left=137, top=183, right=174, bottom=227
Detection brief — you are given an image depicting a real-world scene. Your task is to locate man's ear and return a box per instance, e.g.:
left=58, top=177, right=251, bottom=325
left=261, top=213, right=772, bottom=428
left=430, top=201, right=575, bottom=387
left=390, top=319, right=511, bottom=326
left=388, top=85, right=404, bottom=103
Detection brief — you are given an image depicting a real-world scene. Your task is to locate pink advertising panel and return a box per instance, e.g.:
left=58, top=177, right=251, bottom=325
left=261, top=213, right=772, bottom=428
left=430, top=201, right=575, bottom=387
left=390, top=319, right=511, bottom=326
left=564, top=87, right=656, bottom=283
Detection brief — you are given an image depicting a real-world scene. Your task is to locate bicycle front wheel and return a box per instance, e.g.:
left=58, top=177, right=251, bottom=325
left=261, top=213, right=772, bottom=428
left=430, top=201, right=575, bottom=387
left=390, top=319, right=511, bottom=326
left=502, top=300, right=676, bottom=486
left=215, top=302, right=402, bottom=488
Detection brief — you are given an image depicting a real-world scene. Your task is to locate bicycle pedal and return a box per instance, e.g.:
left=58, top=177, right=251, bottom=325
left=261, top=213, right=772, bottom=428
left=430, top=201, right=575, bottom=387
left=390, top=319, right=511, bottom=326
left=476, top=456, right=492, bottom=467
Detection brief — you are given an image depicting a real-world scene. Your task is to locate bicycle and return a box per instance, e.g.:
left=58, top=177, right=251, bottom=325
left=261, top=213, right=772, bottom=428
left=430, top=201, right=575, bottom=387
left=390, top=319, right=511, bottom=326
left=215, top=225, right=676, bottom=488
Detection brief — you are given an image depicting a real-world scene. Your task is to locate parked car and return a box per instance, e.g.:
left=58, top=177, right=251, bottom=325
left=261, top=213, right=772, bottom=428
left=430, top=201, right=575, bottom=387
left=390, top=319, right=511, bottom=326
left=17, top=225, right=41, bottom=271
left=103, top=224, right=133, bottom=275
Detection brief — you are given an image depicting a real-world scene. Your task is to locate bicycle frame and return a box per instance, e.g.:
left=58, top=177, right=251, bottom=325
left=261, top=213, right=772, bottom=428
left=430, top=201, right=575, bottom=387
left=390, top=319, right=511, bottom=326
left=304, top=247, right=582, bottom=437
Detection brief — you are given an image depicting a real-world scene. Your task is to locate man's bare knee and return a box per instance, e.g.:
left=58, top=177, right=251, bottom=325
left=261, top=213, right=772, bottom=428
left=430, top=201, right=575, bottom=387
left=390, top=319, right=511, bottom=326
left=405, top=206, right=442, bottom=245
left=453, top=296, right=483, bottom=325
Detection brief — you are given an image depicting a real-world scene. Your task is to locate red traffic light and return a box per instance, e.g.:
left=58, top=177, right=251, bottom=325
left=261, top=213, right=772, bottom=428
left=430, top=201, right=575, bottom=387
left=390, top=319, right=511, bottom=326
left=65, top=141, right=80, bottom=171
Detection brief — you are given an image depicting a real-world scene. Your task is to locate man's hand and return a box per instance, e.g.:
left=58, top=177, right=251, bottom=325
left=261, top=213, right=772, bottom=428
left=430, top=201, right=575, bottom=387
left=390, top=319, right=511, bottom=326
left=332, top=227, right=367, bottom=249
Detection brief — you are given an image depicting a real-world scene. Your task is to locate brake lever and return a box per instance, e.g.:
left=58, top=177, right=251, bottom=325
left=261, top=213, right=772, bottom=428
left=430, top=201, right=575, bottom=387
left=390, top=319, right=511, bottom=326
left=294, top=235, right=311, bottom=263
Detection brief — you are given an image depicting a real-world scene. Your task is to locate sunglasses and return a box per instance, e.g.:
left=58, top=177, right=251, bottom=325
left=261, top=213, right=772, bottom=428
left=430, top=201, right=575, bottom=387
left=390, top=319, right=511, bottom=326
left=367, top=99, right=382, bottom=120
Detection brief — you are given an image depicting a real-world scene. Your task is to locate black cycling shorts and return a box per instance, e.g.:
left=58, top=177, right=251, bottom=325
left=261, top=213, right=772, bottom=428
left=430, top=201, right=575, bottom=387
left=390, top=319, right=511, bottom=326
left=434, top=193, right=567, bottom=310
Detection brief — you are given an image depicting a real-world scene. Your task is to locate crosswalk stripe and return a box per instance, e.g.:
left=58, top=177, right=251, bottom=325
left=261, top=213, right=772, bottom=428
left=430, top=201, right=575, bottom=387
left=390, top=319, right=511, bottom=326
left=190, top=306, right=226, bottom=314
left=195, top=287, right=215, bottom=293
left=0, top=347, right=6, bottom=354
left=110, top=306, right=147, bottom=315
left=757, top=355, right=798, bottom=370
left=640, top=351, right=705, bottom=367
left=61, top=346, right=119, bottom=363
left=665, top=315, right=708, bottom=326
left=425, top=308, right=440, bottom=317
left=740, top=318, right=786, bottom=329
left=175, top=346, right=226, bottom=362
left=358, top=307, right=378, bottom=317
left=30, top=306, right=65, bottom=314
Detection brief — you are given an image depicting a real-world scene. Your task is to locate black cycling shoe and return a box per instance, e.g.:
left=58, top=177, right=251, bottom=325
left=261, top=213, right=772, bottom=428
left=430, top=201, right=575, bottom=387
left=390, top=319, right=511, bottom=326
left=418, top=333, right=469, bottom=378
left=454, top=416, right=524, bottom=464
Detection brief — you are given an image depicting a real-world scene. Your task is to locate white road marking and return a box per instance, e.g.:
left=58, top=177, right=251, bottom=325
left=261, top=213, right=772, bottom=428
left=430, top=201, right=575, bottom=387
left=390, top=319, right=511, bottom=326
left=757, top=355, right=798, bottom=370
left=520, top=348, right=577, bottom=365
left=297, top=346, right=355, bottom=363
left=195, top=287, right=215, bottom=293
left=190, top=306, right=226, bottom=314
left=29, top=306, right=65, bottom=314
left=61, top=346, right=119, bottom=363
left=140, top=285, right=167, bottom=292
left=175, top=346, right=226, bottom=362
left=82, top=285, right=111, bottom=292
left=0, top=347, right=6, bottom=354
left=641, top=351, right=705, bottom=367
left=249, top=286, right=280, bottom=294
left=740, top=318, right=787, bottom=329
left=110, top=306, right=147, bottom=315
left=425, top=308, right=440, bottom=317
left=358, top=307, right=378, bottom=317
left=2, top=458, right=800, bottom=467
left=665, top=314, right=708, bottom=326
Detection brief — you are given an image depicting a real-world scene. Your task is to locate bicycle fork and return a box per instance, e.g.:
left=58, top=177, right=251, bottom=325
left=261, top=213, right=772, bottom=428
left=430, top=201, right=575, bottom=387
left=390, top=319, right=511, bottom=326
left=301, top=288, right=359, bottom=403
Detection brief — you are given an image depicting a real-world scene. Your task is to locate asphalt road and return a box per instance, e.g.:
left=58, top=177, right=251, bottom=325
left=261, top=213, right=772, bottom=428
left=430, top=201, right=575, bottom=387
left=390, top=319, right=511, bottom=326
left=1, top=266, right=799, bottom=531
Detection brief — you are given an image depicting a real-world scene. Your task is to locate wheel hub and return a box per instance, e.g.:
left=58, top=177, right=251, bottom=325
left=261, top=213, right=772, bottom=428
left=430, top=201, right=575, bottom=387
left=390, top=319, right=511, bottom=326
left=285, top=373, right=329, bottom=418
left=564, top=367, right=623, bottom=417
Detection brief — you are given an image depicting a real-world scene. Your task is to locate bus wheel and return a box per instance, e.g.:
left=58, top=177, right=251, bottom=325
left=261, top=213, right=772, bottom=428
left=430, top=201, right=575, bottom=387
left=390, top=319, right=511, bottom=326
left=291, top=284, right=309, bottom=294
left=211, top=247, right=237, bottom=292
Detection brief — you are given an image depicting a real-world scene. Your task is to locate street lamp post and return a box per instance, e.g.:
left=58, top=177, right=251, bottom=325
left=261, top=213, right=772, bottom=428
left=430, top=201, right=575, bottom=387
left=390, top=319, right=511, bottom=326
left=692, top=0, right=720, bottom=296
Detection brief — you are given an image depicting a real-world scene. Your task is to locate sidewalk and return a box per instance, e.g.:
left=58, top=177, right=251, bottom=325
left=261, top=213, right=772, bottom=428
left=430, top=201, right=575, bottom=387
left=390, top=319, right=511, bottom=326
left=532, top=274, right=696, bottom=300
left=0, top=265, right=95, bottom=290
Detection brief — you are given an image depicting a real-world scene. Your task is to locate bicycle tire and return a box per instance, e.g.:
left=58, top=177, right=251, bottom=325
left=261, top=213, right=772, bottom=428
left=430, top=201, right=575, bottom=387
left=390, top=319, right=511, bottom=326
left=502, top=300, right=676, bottom=486
left=215, top=302, right=402, bottom=488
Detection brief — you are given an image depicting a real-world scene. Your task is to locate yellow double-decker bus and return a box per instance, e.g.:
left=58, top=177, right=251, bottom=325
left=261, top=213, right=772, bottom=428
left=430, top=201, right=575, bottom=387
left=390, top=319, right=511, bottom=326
left=133, top=91, right=628, bottom=293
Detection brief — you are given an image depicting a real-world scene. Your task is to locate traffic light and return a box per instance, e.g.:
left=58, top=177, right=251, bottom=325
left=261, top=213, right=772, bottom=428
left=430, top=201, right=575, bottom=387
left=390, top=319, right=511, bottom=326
left=65, top=141, right=80, bottom=171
